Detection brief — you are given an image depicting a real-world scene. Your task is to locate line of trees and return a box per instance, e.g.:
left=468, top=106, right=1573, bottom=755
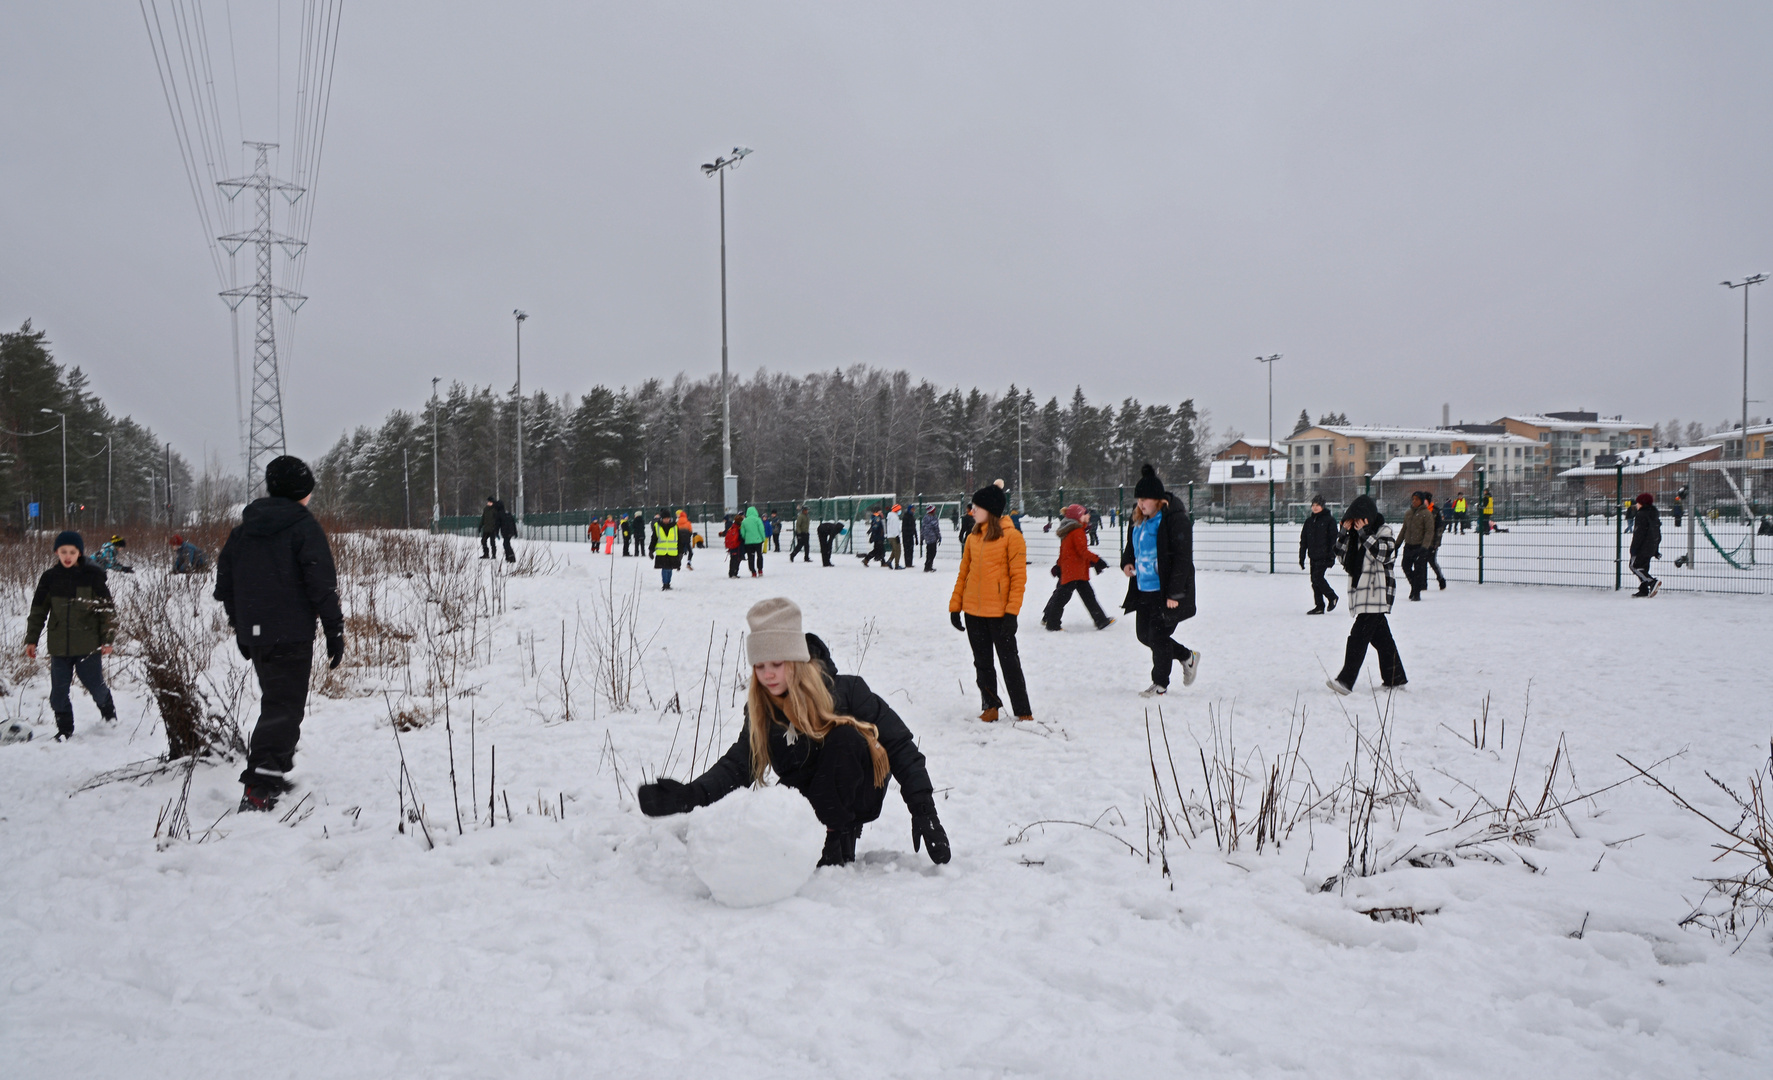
left=1, top=322, right=193, bottom=533
left=313, top=366, right=1222, bottom=525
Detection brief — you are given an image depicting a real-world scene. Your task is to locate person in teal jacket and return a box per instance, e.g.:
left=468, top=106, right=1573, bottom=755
left=739, top=505, right=767, bottom=577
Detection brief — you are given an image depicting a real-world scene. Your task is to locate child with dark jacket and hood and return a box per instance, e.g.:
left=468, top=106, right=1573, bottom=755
left=1042, top=504, right=1113, bottom=631
left=638, top=598, right=950, bottom=867
left=1121, top=465, right=1198, bottom=696
left=1629, top=493, right=1661, bottom=597
left=1298, top=496, right=1339, bottom=614
left=25, top=531, right=118, bottom=740
left=1326, top=494, right=1407, bottom=695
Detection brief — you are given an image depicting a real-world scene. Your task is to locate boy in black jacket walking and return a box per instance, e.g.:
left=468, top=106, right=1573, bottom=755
left=24, top=530, right=118, bottom=740
left=1298, top=496, right=1339, bottom=614
left=215, top=456, right=345, bottom=810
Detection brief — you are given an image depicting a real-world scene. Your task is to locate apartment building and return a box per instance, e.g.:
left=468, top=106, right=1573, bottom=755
left=1698, top=422, right=1772, bottom=461
left=1496, top=412, right=1653, bottom=474
left=1284, top=425, right=1541, bottom=483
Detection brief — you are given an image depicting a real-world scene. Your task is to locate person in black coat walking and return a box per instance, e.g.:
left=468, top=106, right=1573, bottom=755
left=1629, top=492, right=1662, bottom=597
left=478, top=496, right=500, bottom=559
left=214, top=456, right=345, bottom=811
left=637, top=599, right=950, bottom=867
left=1120, top=464, right=1198, bottom=696
left=495, top=499, right=518, bottom=562
left=1298, top=495, right=1339, bottom=614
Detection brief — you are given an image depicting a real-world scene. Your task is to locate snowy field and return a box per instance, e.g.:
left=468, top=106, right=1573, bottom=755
left=3, top=534, right=1772, bottom=1078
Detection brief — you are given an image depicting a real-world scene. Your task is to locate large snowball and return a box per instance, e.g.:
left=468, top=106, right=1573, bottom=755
left=686, top=785, right=826, bottom=907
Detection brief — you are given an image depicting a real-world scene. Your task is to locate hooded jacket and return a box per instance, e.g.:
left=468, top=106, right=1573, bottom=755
left=26, top=560, right=115, bottom=656
left=1630, top=502, right=1661, bottom=562
left=950, top=516, right=1027, bottom=617
left=1339, top=497, right=1396, bottom=616
left=688, top=633, right=934, bottom=825
left=1056, top=517, right=1103, bottom=583
left=214, top=497, right=343, bottom=650
left=739, top=507, right=765, bottom=545
left=1119, top=494, right=1195, bottom=621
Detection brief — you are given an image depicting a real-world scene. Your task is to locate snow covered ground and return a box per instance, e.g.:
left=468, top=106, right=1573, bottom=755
left=3, top=532, right=1771, bottom=1078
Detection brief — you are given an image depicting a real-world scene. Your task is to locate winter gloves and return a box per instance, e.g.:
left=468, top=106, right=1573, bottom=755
left=1001, top=613, right=1017, bottom=633
left=1093, top=558, right=1107, bottom=575
left=907, top=794, right=951, bottom=864
left=326, top=630, right=345, bottom=670
left=950, top=611, right=965, bottom=632
left=637, top=777, right=704, bottom=817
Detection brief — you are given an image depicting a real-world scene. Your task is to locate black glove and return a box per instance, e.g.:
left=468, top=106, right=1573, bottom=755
left=950, top=611, right=965, bottom=632
left=1300, top=558, right=1306, bottom=570
left=817, top=826, right=860, bottom=867
left=1093, top=558, right=1107, bottom=575
left=237, top=639, right=251, bottom=661
left=1002, top=613, right=1017, bottom=634
left=326, top=631, right=345, bottom=670
left=637, top=778, right=702, bottom=817
left=1050, top=564, right=1060, bottom=578
left=907, top=795, right=951, bottom=864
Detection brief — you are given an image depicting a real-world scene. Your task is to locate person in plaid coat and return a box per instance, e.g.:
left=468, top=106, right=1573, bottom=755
left=1326, top=494, right=1407, bottom=694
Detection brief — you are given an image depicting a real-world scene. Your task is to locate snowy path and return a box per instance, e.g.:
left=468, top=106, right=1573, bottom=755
left=2, top=539, right=1770, bottom=1078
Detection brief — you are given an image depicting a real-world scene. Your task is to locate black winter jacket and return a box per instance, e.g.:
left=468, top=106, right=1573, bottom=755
left=690, top=634, right=934, bottom=824
left=26, top=560, right=115, bottom=656
left=1299, top=509, right=1338, bottom=566
left=1630, top=503, right=1661, bottom=561
left=214, top=497, right=344, bottom=650
left=1120, top=493, right=1196, bottom=621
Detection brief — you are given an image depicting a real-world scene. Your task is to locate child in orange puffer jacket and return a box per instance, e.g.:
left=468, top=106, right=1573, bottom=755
left=1041, top=504, right=1114, bottom=631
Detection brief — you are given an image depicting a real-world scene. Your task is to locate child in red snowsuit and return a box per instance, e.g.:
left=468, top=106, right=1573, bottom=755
left=1040, top=505, right=1114, bottom=631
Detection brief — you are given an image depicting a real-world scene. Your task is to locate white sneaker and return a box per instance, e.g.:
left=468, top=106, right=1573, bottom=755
left=1326, top=677, right=1352, bottom=696
left=1139, top=683, right=1168, bottom=697
left=1181, top=650, right=1202, bottom=687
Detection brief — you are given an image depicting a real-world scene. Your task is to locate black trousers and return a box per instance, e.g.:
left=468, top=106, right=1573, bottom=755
left=797, top=723, right=889, bottom=831
left=1631, top=555, right=1657, bottom=589
left=1401, top=544, right=1428, bottom=595
left=745, top=543, right=764, bottom=574
left=480, top=534, right=497, bottom=557
left=242, top=640, right=314, bottom=783
left=502, top=536, right=516, bottom=562
left=1042, top=579, right=1110, bottom=629
left=790, top=532, right=810, bottom=562
left=728, top=548, right=744, bottom=577
left=1308, top=558, right=1339, bottom=610
left=49, top=652, right=114, bottom=731
left=1425, top=548, right=1446, bottom=585
left=965, top=614, right=1032, bottom=716
left=819, top=535, right=836, bottom=566
left=1134, top=601, right=1189, bottom=688
left=1336, top=613, right=1406, bottom=688
left=622, top=534, right=633, bottom=556
left=923, top=540, right=938, bottom=571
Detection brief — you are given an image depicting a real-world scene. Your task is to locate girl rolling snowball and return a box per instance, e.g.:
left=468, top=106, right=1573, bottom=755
left=948, top=483, right=1033, bottom=722
left=1120, top=465, right=1198, bottom=697
left=638, top=598, right=950, bottom=868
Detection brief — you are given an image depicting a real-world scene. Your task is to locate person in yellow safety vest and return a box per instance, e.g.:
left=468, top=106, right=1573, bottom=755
left=1453, top=492, right=1469, bottom=534
left=1480, top=492, right=1495, bottom=535
left=650, top=508, right=681, bottom=590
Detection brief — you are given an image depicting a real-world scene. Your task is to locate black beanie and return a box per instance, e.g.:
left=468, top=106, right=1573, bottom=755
left=1133, top=463, right=1165, bottom=500
left=265, top=455, right=315, bottom=501
left=53, top=530, right=83, bottom=555
left=971, top=484, right=1007, bottom=517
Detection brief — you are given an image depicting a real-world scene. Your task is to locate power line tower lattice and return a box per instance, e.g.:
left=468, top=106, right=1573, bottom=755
left=218, top=141, right=306, bottom=494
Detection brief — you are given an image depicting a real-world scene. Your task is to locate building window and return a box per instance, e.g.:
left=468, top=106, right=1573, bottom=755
left=1311, top=463, right=1320, bottom=475
left=1312, top=444, right=1321, bottom=457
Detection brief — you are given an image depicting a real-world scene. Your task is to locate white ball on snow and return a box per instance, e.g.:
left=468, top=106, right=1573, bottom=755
left=686, top=784, right=826, bottom=907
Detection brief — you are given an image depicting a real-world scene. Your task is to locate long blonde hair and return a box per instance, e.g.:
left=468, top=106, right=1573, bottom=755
left=1130, top=497, right=1170, bottom=526
left=746, top=662, right=890, bottom=787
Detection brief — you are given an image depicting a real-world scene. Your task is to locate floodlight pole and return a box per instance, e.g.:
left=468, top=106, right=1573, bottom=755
left=1257, top=355, right=1281, bottom=573
left=703, top=147, right=752, bottom=515
left=430, top=377, right=441, bottom=526
left=514, top=310, right=527, bottom=524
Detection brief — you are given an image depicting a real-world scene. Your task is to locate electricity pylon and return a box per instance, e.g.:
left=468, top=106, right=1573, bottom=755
left=218, top=142, right=306, bottom=494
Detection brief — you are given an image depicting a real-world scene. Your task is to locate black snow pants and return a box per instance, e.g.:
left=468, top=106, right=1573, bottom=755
left=1308, top=557, right=1339, bottom=611
left=1042, top=580, right=1110, bottom=630
left=819, top=535, right=835, bottom=566
left=965, top=614, right=1032, bottom=717
left=728, top=548, right=744, bottom=578
left=923, top=540, right=938, bottom=571
left=242, top=641, right=315, bottom=784
left=480, top=534, right=497, bottom=558
left=790, top=532, right=810, bottom=562
left=797, top=723, right=889, bottom=832
left=1134, top=600, right=1189, bottom=688
left=1401, top=545, right=1428, bottom=597
left=1335, top=614, right=1406, bottom=689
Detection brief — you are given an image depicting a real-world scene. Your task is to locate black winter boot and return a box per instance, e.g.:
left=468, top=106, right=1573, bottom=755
left=53, top=712, right=74, bottom=741
left=817, top=826, right=862, bottom=867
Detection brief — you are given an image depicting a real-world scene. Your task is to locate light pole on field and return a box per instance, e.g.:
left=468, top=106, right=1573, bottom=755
left=1257, top=355, right=1281, bottom=573
left=513, top=310, right=528, bottom=523
left=702, top=146, right=752, bottom=515
left=430, top=377, right=441, bottom=527
left=1721, top=274, right=1766, bottom=464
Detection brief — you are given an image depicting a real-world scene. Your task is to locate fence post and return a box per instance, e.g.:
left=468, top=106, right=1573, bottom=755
left=1476, top=466, right=1486, bottom=584
left=1117, top=483, right=1125, bottom=556
left=1268, top=469, right=1275, bottom=574
left=1363, top=472, right=1372, bottom=497
left=1614, top=462, right=1624, bottom=591
left=1187, top=480, right=1194, bottom=514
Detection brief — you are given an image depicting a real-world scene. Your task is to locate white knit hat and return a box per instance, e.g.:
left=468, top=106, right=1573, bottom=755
left=746, top=597, right=811, bottom=665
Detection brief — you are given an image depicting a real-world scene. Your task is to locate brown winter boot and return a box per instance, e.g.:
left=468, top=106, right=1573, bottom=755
left=980, top=707, right=999, bottom=723
left=1016, top=715, right=1034, bottom=722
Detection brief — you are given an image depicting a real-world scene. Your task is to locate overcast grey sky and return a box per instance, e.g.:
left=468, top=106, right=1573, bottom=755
left=3, top=2, right=1770, bottom=466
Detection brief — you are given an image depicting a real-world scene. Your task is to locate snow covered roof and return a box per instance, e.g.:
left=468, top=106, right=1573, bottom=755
left=1371, top=454, right=1476, bottom=480
left=1557, top=445, right=1716, bottom=477
left=1206, top=459, right=1288, bottom=484
left=1294, top=425, right=1534, bottom=446
left=1501, top=414, right=1648, bottom=432
left=1698, top=423, right=1773, bottom=444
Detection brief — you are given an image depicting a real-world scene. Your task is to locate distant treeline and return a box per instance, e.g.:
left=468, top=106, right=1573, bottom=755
left=314, top=367, right=1218, bottom=524
left=1, top=322, right=193, bottom=531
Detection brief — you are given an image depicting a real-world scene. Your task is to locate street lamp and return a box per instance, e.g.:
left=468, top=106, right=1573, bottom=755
left=702, top=145, right=752, bottom=514
left=430, top=377, right=441, bottom=526
left=1256, top=354, right=1281, bottom=574
left=40, top=408, right=65, bottom=525
left=92, top=431, right=111, bottom=524
left=513, top=310, right=528, bottom=523
left=1722, top=274, right=1767, bottom=461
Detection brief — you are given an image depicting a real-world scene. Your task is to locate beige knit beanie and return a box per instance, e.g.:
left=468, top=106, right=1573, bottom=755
left=746, top=597, right=811, bottom=665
